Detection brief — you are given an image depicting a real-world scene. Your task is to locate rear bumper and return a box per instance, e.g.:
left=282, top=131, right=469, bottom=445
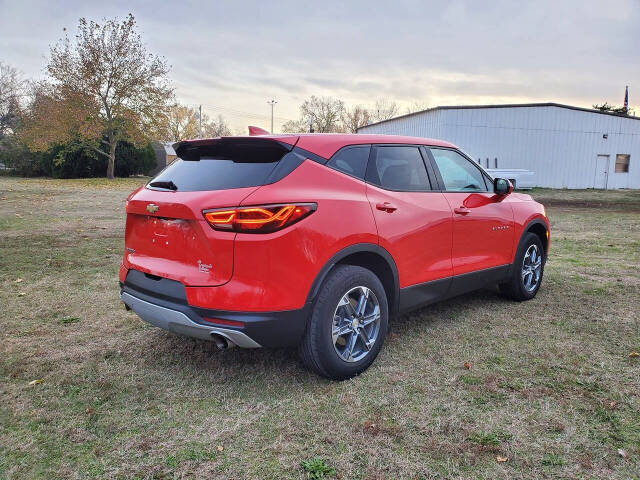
left=120, top=269, right=308, bottom=348
left=121, top=292, right=261, bottom=348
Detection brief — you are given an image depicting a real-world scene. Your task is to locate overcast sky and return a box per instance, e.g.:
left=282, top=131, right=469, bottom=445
left=1, top=0, right=638, bottom=131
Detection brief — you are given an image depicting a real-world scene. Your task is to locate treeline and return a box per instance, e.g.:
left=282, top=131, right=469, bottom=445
left=0, top=14, right=423, bottom=179
left=281, top=97, right=427, bottom=134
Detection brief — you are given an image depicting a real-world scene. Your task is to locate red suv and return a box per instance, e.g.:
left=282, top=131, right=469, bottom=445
left=120, top=134, right=549, bottom=379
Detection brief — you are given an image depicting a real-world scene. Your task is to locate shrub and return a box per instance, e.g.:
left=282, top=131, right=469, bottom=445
left=114, top=140, right=156, bottom=177
left=0, top=137, right=48, bottom=176
left=0, top=135, right=157, bottom=178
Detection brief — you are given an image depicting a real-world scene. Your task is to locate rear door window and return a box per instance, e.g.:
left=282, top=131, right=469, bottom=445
left=327, top=145, right=371, bottom=179
left=148, top=140, right=294, bottom=192
left=366, top=146, right=432, bottom=191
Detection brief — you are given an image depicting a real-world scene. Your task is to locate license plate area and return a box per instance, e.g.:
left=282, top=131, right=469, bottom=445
left=149, top=217, right=192, bottom=248
left=124, top=212, right=235, bottom=286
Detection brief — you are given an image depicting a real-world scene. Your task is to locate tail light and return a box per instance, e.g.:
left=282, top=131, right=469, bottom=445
left=203, top=203, right=316, bottom=233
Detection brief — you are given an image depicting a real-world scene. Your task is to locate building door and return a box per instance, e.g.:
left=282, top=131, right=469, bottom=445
left=594, top=155, right=609, bottom=189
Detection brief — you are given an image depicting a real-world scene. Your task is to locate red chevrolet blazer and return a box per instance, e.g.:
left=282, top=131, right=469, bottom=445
left=120, top=134, right=549, bottom=379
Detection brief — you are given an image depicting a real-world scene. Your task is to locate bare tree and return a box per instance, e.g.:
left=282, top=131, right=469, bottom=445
left=281, top=118, right=309, bottom=133
left=0, top=62, right=27, bottom=138
left=342, top=105, right=371, bottom=133
left=202, top=113, right=231, bottom=137
left=299, top=96, right=345, bottom=133
left=22, top=15, right=172, bottom=178
left=371, top=99, right=399, bottom=122
left=405, top=101, right=429, bottom=114
left=163, top=103, right=200, bottom=142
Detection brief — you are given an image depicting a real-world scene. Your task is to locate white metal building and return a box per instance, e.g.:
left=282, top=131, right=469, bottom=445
left=357, top=103, right=639, bottom=189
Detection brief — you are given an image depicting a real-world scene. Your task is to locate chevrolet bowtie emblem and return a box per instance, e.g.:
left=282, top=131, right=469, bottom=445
left=146, top=204, right=159, bottom=213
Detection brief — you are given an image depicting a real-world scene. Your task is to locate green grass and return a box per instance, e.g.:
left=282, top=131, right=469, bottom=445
left=58, top=316, right=80, bottom=325
left=300, top=458, right=336, bottom=479
left=466, top=430, right=512, bottom=448
left=1, top=177, right=639, bottom=479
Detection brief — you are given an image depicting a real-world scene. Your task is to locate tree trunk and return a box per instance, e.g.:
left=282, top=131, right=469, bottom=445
left=107, top=135, right=117, bottom=179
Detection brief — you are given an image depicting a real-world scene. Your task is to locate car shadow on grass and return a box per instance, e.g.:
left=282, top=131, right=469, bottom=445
left=125, top=287, right=509, bottom=388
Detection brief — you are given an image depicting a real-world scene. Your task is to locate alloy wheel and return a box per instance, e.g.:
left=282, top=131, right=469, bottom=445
left=522, top=244, right=542, bottom=292
left=331, top=286, right=381, bottom=362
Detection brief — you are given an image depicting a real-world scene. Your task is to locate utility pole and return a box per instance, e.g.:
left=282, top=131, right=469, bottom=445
left=198, top=105, right=203, bottom=139
left=267, top=99, right=277, bottom=133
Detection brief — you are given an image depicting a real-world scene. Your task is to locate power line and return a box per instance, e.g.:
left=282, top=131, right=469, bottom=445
left=184, top=102, right=294, bottom=123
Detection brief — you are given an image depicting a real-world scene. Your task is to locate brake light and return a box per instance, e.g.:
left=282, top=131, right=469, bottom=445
left=203, top=203, right=316, bottom=233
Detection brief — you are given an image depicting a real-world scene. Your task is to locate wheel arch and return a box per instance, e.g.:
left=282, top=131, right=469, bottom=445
left=305, top=243, right=400, bottom=316
left=521, top=217, right=549, bottom=256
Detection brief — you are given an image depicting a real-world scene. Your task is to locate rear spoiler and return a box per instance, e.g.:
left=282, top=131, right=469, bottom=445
left=172, top=136, right=300, bottom=161
left=248, top=126, right=270, bottom=136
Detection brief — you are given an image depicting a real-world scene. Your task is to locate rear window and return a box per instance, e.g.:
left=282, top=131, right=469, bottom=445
left=149, top=140, right=294, bottom=192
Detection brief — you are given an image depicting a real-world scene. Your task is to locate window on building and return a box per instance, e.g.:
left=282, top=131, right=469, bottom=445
left=615, top=154, right=630, bottom=173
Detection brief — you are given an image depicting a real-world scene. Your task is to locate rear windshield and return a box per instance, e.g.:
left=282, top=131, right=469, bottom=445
left=149, top=140, right=292, bottom=192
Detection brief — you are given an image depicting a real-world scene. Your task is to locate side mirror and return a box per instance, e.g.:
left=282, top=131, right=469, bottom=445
left=494, top=178, right=513, bottom=195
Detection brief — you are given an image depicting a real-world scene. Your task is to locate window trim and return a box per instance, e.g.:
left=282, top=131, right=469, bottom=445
left=425, top=147, right=494, bottom=193
left=364, top=144, right=436, bottom=192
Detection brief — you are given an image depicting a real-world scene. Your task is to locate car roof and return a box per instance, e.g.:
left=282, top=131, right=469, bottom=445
left=174, top=133, right=457, bottom=159
left=292, top=134, right=457, bottom=158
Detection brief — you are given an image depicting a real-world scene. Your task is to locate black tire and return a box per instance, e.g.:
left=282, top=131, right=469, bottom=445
left=299, top=265, right=389, bottom=380
left=499, top=232, right=546, bottom=301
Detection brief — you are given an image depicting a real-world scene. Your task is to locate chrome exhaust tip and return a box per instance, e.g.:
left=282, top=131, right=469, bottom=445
left=211, top=333, right=234, bottom=349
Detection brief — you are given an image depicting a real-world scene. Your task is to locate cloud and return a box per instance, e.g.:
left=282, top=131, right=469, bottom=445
left=1, top=0, right=638, bottom=130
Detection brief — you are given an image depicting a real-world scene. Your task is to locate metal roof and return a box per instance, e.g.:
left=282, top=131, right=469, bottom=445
left=360, top=102, right=640, bottom=130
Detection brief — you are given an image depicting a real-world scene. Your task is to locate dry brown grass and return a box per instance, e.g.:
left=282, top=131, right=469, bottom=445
left=1, top=179, right=639, bottom=479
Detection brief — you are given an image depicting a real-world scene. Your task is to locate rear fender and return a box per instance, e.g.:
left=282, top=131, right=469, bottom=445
left=305, top=243, right=400, bottom=316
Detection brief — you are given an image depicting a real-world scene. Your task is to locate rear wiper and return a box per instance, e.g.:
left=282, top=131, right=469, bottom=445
left=149, top=180, right=178, bottom=191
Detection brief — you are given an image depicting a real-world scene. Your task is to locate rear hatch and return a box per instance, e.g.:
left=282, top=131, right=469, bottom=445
left=124, top=137, right=298, bottom=286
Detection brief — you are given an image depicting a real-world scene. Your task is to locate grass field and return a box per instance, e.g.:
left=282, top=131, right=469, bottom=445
left=1, top=177, right=639, bottom=479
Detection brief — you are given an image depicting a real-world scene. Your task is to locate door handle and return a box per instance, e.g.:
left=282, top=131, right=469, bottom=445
left=454, top=206, right=471, bottom=215
left=376, top=202, right=397, bottom=213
